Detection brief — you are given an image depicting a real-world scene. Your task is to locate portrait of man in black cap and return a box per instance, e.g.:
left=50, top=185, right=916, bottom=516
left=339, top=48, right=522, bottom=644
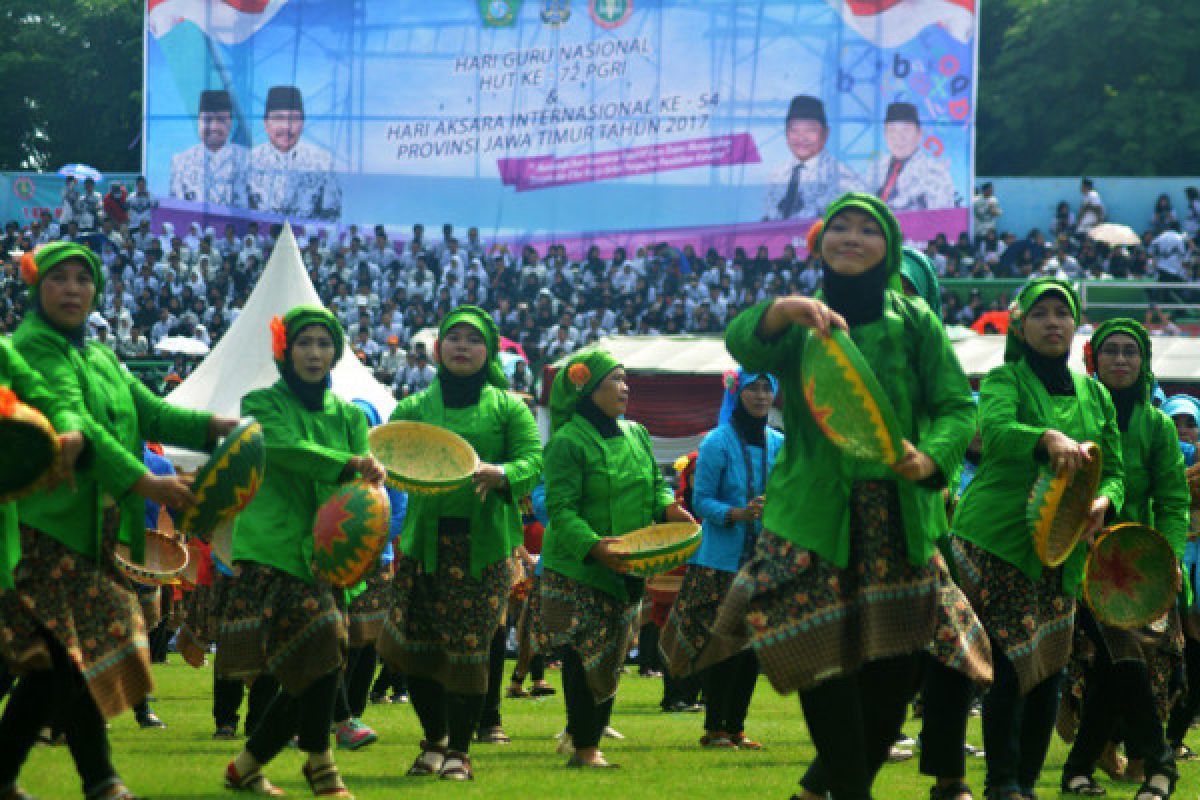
left=869, top=101, right=956, bottom=212
left=168, top=89, right=249, bottom=207
left=764, top=94, right=863, bottom=221
left=248, top=85, right=342, bottom=221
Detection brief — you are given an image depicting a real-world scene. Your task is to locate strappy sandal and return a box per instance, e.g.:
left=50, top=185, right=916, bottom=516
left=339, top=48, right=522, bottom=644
left=475, top=725, right=511, bottom=744
left=505, top=684, right=530, bottom=698
left=566, top=753, right=619, bottom=768
left=1061, top=774, right=1106, bottom=796
left=731, top=732, right=763, bottom=750
left=1, top=789, right=35, bottom=800
left=530, top=683, right=557, bottom=697
left=1174, top=743, right=1198, bottom=761
left=224, top=762, right=286, bottom=796
left=439, top=751, right=474, bottom=781
left=405, top=740, right=447, bottom=776
left=929, top=782, right=973, bottom=800
left=88, top=784, right=139, bottom=800
left=301, top=761, right=353, bottom=798
left=1133, top=774, right=1174, bottom=800
left=699, top=732, right=736, bottom=749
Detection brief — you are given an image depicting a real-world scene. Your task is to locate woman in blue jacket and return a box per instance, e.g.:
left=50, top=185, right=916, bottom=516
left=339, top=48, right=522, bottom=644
left=662, top=369, right=783, bottom=749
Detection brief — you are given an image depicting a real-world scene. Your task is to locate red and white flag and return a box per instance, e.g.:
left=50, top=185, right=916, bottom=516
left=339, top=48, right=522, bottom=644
left=828, top=0, right=975, bottom=48
left=146, top=0, right=288, bottom=45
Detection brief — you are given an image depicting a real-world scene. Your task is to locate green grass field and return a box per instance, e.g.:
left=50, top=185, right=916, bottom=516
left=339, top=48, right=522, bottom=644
left=17, top=657, right=1200, bottom=799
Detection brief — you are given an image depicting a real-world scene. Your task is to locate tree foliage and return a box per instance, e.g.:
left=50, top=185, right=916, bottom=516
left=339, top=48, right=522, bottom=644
left=0, top=1, right=1197, bottom=175
left=0, top=0, right=142, bottom=171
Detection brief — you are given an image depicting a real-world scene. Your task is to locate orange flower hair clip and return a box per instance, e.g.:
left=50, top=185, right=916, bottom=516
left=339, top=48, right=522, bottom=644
left=1083, top=341, right=1096, bottom=375
left=567, top=362, right=591, bottom=390
left=0, top=386, right=17, bottom=418
left=269, top=316, right=287, bottom=360
left=19, top=251, right=38, bottom=286
left=806, top=220, right=824, bottom=254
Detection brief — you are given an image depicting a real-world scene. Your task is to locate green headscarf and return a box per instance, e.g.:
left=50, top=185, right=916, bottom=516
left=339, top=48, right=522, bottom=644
left=817, top=191, right=905, bottom=289
left=1003, top=277, right=1080, bottom=363
left=26, top=241, right=105, bottom=304
left=549, top=348, right=621, bottom=433
left=1089, top=317, right=1153, bottom=401
left=899, top=245, right=942, bottom=317
left=437, top=305, right=508, bottom=389
left=273, top=304, right=345, bottom=369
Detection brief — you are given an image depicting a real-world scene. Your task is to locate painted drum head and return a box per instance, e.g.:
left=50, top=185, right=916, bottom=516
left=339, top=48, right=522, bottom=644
left=179, top=418, right=265, bottom=538
left=802, top=329, right=905, bottom=465
left=1028, top=441, right=1103, bottom=567
left=114, top=529, right=189, bottom=587
left=609, top=522, right=703, bottom=578
left=369, top=421, right=479, bottom=495
left=1084, top=523, right=1178, bottom=630
left=312, top=481, right=391, bottom=589
left=0, top=394, right=60, bottom=503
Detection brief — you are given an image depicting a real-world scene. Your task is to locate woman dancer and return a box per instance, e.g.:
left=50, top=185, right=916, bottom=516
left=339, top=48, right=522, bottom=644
left=540, top=348, right=695, bottom=768
left=1, top=242, right=232, bottom=800
left=378, top=305, right=542, bottom=782
left=661, top=369, right=782, bottom=750
left=1058, top=318, right=1186, bottom=799
left=953, top=278, right=1124, bottom=800
left=219, top=305, right=385, bottom=799
left=1164, top=394, right=1200, bottom=760
left=717, top=193, right=980, bottom=800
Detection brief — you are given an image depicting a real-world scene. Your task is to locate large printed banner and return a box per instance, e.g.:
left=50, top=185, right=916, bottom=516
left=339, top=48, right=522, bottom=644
left=144, top=0, right=976, bottom=253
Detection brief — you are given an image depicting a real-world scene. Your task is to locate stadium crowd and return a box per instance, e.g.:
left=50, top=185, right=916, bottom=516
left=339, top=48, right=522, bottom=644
left=0, top=177, right=1197, bottom=398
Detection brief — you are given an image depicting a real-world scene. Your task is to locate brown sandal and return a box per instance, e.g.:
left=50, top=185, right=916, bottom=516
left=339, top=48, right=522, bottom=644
left=224, top=762, right=286, bottom=796
left=405, top=740, right=447, bottom=776
left=301, top=762, right=352, bottom=798
left=439, top=751, right=474, bottom=781
left=476, top=725, right=511, bottom=744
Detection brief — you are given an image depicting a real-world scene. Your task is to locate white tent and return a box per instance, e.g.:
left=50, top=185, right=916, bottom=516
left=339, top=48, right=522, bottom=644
left=163, top=222, right=397, bottom=469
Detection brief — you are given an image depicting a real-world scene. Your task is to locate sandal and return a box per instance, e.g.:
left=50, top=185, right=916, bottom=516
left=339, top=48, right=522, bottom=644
left=1061, top=774, right=1106, bottom=796
left=929, top=783, right=973, bottom=800
left=88, top=785, right=139, bottom=800
left=224, top=762, right=286, bottom=796
left=301, top=761, right=353, bottom=798
left=1174, top=744, right=1198, bottom=761
left=439, top=751, right=473, bottom=781
left=505, top=685, right=530, bottom=698
left=731, top=732, right=763, bottom=750
left=476, top=725, right=511, bottom=744
left=1134, top=774, right=1174, bottom=800
left=530, top=683, right=557, bottom=697
left=1, top=789, right=36, bottom=800
left=566, top=753, right=619, bottom=768
left=699, top=732, right=736, bottom=749
left=406, top=740, right=447, bottom=776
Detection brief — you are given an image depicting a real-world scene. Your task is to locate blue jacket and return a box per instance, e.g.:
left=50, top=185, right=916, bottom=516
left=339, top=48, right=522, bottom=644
left=690, top=423, right=783, bottom=572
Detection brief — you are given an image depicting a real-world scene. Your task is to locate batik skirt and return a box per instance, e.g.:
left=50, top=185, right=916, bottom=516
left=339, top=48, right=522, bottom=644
left=660, top=565, right=739, bottom=677
left=347, top=565, right=392, bottom=649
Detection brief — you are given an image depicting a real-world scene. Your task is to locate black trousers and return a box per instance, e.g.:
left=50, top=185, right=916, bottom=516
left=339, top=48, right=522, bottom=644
left=637, top=623, right=663, bottom=673
left=560, top=647, right=615, bottom=750
left=798, top=654, right=923, bottom=800
left=148, top=590, right=173, bottom=663
left=478, top=626, right=507, bottom=730
left=246, top=670, right=339, bottom=761
left=981, top=641, right=1061, bottom=795
left=1064, top=609, right=1176, bottom=783
left=1166, top=632, right=1200, bottom=747
left=919, top=657, right=974, bottom=779
left=0, top=634, right=117, bottom=796
left=371, top=664, right=407, bottom=698
left=407, top=674, right=485, bottom=753
left=702, top=649, right=758, bottom=733
left=214, top=673, right=279, bottom=734
left=332, top=645, right=377, bottom=722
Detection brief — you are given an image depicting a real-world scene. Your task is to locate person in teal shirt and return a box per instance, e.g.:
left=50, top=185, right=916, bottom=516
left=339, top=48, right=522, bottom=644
left=718, top=193, right=981, bottom=800
left=953, top=279, right=1124, bottom=800
left=1061, top=318, right=1184, bottom=799
left=540, top=347, right=693, bottom=769
left=378, top=306, right=542, bottom=783
left=220, top=305, right=385, bottom=800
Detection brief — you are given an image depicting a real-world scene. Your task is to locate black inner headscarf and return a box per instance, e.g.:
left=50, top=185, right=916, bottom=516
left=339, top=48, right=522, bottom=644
left=281, top=361, right=329, bottom=411
left=821, top=260, right=888, bottom=327
left=34, top=297, right=87, bottom=350
left=1108, top=383, right=1140, bottom=431
left=1022, top=341, right=1075, bottom=396
left=439, top=367, right=487, bottom=409
left=732, top=397, right=767, bottom=447
left=577, top=393, right=621, bottom=438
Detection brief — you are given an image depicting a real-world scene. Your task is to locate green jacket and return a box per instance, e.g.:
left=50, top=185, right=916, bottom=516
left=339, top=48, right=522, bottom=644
left=1116, top=401, right=1190, bottom=604
left=725, top=295, right=976, bottom=569
left=234, top=381, right=369, bottom=583
left=542, top=416, right=676, bottom=601
left=14, top=313, right=211, bottom=561
left=0, top=338, right=86, bottom=589
left=953, top=360, right=1125, bottom=594
left=390, top=382, right=543, bottom=578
